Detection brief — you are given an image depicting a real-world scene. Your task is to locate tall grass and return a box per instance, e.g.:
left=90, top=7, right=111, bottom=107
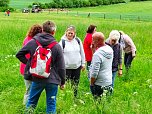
left=0, top=12, right=152, bottom=114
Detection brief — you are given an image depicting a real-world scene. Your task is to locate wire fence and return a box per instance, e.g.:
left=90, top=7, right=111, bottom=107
left=47, top=10, right=152, bottom=22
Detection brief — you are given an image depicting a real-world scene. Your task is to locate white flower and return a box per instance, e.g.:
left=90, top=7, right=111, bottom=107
left=79, top=99, right=85, bottom=105
left=133, top=92, right=138, bottom=95
left=149, top=85, right=152, bottom=89
left=146, top=79, right=151, bottom=83
left=73, top=104, right=77, bottom=107
left=85, top=92, right=91, bottom=95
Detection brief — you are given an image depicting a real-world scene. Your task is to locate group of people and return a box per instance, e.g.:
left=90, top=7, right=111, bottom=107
left=84, top=25, right=136, bottom=99
left=5, top=9, right=10, bottom=16
left=16, top=20, right=136, bottom=113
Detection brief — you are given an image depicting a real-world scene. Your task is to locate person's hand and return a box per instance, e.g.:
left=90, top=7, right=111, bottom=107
left=60, top=85, right=65, bottom=90
left=118, top=69, right=122, bottom=77
left=81, top=66, right=85, bottom=71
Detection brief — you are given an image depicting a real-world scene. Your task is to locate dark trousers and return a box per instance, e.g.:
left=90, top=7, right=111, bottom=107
left=124, top=52, right=134, bottom=70
left=90, top=84, right=113, bottom=99
left=86, top=61, right=91, bottom=71
left=66, top=66, right=81, bottom=97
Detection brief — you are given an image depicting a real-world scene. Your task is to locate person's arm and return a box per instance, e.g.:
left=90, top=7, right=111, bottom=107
left=118, top=64, right=123, bottom=76
left=16, top=41, right=34, bottom=64
left=90, top=77, right=96, bottom=86
left=56, top=44, right=66, bottom=87
left=126, top=35, right=136, bottom=57
left=118, top=45, right=123, bottom=76
left=79, top=38, right=86, bottom=71
left=90, top=54, right=101, bottom=85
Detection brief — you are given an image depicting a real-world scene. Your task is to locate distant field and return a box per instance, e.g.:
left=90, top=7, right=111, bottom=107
left=71, top=1, right=152, bottom=14
left=9, top=1, right=152, bottom=21
left=9, top=0, right=52, bottom=9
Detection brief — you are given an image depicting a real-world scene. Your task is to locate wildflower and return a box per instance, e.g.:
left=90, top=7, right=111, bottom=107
left=79, top=99, right=85, bottom=105
left=149, top=85, right=152, bottom=89
left=73, top=104, right=77, bottom=107
left=102, top=90, right=108, bottom=96
left=133, top=92, right=138, bottom=95
left=85, top=92, right=91, bottom=95
left=146, top=79, right=151, bottom=83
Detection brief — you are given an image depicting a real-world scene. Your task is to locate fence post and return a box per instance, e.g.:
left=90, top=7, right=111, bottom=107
left=104, top=14, right=105, bottom=19
left=120, top=15, right=121, bottom=20
left=66, top=10, right=68, bottom=15
left=57, top=8, right=58, bottom=14
left=87, top=13, right=90, bottom=18
left=138, top=16, right=140, bottom=21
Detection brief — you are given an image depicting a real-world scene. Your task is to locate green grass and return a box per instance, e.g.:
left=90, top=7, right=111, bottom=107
left=0, top=6, right=152, bottom=114
left=69, top=1, right=152, bottom=21
left=71, top=1, right=152, bottom=14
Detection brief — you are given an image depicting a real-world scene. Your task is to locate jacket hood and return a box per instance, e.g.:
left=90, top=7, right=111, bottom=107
left=97, top=46, right=113, bottom=59
left=34, top=33, right=56, bottom=46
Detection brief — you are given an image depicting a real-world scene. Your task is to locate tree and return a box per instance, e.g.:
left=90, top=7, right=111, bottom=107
left=0, top=0, right=9, bottom=7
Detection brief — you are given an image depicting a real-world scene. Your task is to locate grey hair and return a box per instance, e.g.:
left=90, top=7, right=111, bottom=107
left=42, top=20, right=56, bottom=33
left=66, top=25, right=76, bottom=32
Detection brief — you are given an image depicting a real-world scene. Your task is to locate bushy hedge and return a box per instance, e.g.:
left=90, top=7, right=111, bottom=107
left=130, top=0, right=152, bottom=1
left=28, top=0, right=126, bottom=9
left=0, top=7, right=15, bottom=12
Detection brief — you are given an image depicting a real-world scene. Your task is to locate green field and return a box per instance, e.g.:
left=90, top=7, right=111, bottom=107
left=9, top=0, right=52, bottom=9
left=0, top=1, right=152, bottom=114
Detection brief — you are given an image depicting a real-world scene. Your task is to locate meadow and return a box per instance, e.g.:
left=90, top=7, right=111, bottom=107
left=0, top=2, right=152, bottom=113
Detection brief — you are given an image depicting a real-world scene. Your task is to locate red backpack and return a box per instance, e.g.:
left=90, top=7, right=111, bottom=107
left=30, top=40, right=57, bottom=78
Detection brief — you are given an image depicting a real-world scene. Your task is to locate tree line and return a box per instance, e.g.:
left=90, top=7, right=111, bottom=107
left=28, top=0, right=126, bottom=9
left=0, top=0, right=15, bottom=12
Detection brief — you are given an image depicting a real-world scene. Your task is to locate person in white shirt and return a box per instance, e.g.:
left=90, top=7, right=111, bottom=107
left=59, top=25, right=85, bottom=97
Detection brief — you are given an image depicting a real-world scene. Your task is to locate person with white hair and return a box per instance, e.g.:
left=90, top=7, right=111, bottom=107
left=106, top=30, right=123, bottom=88
left=119, top=31, right=136, bottom=71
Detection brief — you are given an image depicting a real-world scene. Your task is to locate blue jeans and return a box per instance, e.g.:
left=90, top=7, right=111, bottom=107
left=112, top=71, right=117, bottom=88
left=26, top=82, right=58, bottom=114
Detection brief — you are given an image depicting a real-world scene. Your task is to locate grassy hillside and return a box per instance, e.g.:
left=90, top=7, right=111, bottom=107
left=71, top=1, right=152, bottom=14
left=0, top=11, right=152, bottom=113
left=9, top=0, right=52, bottom=9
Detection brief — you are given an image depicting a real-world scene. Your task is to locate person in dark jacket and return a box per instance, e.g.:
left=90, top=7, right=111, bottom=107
left=106, top=30, right=123, bottom=88
left=16, top=20, right=65, bottom=114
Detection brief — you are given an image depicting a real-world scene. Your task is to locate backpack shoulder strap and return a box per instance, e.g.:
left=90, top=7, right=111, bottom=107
left=35, top=40, right=42, bottom=46
left=75, top=37, right=80, bottom=45
left=62, top=38, right=80, bottom=49
left=47, top=41, right=58, bottom=49
left=62, top=39, right=65, bottom=49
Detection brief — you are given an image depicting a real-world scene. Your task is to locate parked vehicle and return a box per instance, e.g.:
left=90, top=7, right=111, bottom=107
left=31, top=5, right=42, bottom=13
left=22, top=8, right=30, bottom=13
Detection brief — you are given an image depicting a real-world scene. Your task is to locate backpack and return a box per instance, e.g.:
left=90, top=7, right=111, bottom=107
left=30, top=40, right=57, bottom=78
left=62, top=37, right=80, bottom=49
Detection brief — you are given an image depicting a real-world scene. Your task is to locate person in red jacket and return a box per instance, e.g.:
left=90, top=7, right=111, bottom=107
left=20, top=24, right=42, bottom=105
left=6, top=9, right=10, bottom=16
left=83, top=25, right=96, bottom=72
